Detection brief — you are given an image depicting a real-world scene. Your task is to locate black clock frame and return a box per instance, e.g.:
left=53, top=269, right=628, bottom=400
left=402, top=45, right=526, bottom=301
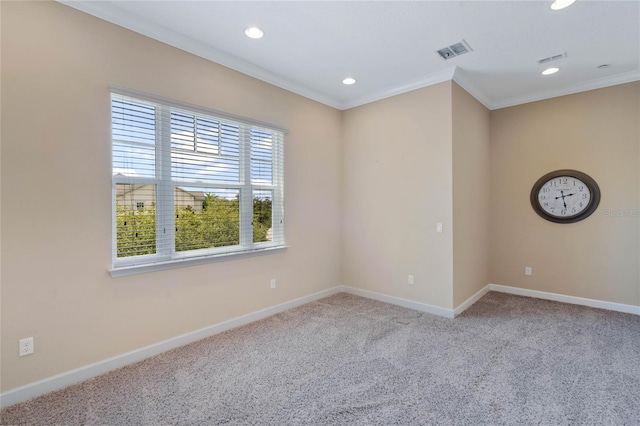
left=530, top=169, right=600, bottom=224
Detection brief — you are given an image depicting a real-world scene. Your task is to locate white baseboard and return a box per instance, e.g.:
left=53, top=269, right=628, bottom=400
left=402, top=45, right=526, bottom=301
left=340, top=285, right=455, bottom=318
left=453, top=285, right=491, bottom=317
left=489, top=284, right=640, bottom=316
left=5, top=283, right=636, bottom=408
left=341, top=283, right=640, bottom=318
left=0, top=286, right=343, bottom=409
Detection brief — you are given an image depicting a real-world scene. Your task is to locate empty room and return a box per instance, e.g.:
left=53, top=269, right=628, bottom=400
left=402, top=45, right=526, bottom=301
left=1, top=0, right=639, bottom=424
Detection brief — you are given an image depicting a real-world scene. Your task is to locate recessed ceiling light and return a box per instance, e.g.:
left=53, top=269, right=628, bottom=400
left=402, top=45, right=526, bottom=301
left=541, top=67, right=560, bottom=75
left=245, top=27, right=264, bottom=39
left=550, top=0, right=577, bottom=10
left=342, top=77, right=356, bottom=85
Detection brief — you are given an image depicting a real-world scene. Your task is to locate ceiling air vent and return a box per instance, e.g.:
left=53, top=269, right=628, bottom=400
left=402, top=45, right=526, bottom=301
left=538, top=52, right=567, bottom=64
left=437, top=40, right=473, bottom=60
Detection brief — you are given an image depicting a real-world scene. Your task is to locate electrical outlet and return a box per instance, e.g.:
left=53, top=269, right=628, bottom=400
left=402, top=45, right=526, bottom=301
left=525, top=267, right=532, bottom=276
left=408, top=275, right=414, bottom=285
left=19, top=337, right=34, bottom=356
left=436, top=223, right=443, bottom=233
left=270, top=279, right=276, bottom=289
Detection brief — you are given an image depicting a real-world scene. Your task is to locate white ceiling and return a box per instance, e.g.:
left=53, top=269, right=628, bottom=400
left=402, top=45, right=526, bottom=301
left=61, top=0, right=640, bottom=110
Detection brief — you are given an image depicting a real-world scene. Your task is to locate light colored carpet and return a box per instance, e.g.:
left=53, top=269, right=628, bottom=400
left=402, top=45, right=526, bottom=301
left=2, top=292, right=639, bottom=425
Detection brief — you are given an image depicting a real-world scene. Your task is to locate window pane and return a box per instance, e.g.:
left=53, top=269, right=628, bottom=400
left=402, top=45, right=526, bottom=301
left=171, top=152, right=240, bottom=183
left=253, top=190, right=273, bottom=243
left=220, top=122, right=240, bottom=157
left=112, top=98, right=156, bottom=144
left=196, top=116, right=219, bottom=155
left=116, top=184, right=156, bottom=257
left=251, top=128, right=273, bottom=184
left=171, top=112, right=240, bottom=184
left=171, top=111, right=195, bottom=152
left=112, top=97, right=156, bottom=178
left=175, top=187, right=240, bottom=252
left=113, top=142, right=156, bottom=178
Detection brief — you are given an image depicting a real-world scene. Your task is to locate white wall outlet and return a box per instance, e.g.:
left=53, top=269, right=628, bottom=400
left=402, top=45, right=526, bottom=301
left=408, top=275, right=414, bottom=285
left=270, top=278, right=276, bottom=289
left=525, top=267, right=532, bottom=276
left=436, top=223, right=443, bottom=233
left=19, top=337, right=34, bottom=356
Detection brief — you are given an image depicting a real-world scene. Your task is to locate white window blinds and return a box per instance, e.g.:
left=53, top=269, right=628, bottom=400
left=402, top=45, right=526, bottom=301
left=111, top=90, right=285, bottom=275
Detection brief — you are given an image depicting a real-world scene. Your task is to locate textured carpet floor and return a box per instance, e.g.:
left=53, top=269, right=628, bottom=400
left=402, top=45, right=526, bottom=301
left=2, top=292, right=639, bottom=425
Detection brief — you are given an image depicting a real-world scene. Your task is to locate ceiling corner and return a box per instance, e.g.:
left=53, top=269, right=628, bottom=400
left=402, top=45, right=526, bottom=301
left=340, top=67, right=457, bottom=110
left=452, top=67, right=495, bottom=110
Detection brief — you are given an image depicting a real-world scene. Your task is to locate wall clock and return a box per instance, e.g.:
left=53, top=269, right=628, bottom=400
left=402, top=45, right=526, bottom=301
left=530, top=169, right=600, bottom=223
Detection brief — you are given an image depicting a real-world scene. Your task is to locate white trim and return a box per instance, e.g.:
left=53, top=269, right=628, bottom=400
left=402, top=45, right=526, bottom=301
left=110, top=246, right=288, bottom=277
left=340, top=67, right=457, bottom=110
left=453, top=285, right=490, bottom=317
left=56, top=2, right=640, bottom=112
left=491, top=69, right=640, bottom=110
left=57, top=1, right=342, bottom=110
left=340, top=285, right=455, bottom=318
left=0, top=286, right=343, bottom=408
left=452, top=68, right=493, bottom=110
left=489, top=284, right=640, bottom=316
left=5, top=284, right=635, bottom=408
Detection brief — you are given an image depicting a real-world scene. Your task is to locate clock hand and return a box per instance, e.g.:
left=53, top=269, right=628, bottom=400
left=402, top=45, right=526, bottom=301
left=553, top=190, right=579, bottom=210
left=563, top=193, right=576, bottom=209
left=556, top=190, right=567, bottom=208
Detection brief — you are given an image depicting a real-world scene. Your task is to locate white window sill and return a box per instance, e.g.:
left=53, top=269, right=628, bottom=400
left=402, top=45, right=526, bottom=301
left=109, top=246, right=288, bottom=277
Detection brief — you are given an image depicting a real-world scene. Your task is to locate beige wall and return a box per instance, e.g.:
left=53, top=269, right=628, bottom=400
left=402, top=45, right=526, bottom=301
left=341, top=82, right=454, bottom=309
left=1, top=2, right=342, bottom=391
left=452, top=83, right=491, bottom=307
left=490, top=82, right=640, bottom=306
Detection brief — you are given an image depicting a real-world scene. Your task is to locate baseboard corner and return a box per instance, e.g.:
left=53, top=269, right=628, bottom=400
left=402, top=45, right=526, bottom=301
left=341, top=285, right=455, bottom=318
left=453, top=285, right=491, bottom=317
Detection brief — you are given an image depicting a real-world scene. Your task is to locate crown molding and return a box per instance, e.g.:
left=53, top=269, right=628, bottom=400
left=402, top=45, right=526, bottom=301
left=451, top=67, right=493, bottom=110
left=56, top=1, right=640, bottom=112
left=339, top=67, right=457, bottom=110
left=492, top=69, right=640, bottom=110
left=57, top=0, right=343, bottom=109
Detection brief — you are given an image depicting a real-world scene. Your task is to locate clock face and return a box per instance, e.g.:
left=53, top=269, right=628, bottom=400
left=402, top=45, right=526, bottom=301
left=530, top=170, right=600, bottom=223
left=537, top=176, right=591, bottom=218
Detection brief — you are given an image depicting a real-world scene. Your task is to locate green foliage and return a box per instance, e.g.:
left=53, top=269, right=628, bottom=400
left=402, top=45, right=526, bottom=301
left=116, top=205, right=156, bottom=257
left=175, top=194, right=240, bottom=252
left=253, top=197, right=272, bottom=243
left=116, top=193, right=273, bottom=258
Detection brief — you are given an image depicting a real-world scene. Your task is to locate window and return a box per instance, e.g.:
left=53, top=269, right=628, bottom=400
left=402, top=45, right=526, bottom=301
left=111, top=90, right=285, bottom=275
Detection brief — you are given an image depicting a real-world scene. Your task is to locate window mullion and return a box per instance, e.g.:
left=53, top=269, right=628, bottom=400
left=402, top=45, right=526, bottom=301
left=239, top=125, right=253, bottom=248
left=273, top=133, right=284, bottom=244
left=156, top=105, right=175, bottom=256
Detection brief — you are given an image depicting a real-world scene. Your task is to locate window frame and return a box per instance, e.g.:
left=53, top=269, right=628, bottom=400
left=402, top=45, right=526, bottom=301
left=110, top=88, right=287, bottom=277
